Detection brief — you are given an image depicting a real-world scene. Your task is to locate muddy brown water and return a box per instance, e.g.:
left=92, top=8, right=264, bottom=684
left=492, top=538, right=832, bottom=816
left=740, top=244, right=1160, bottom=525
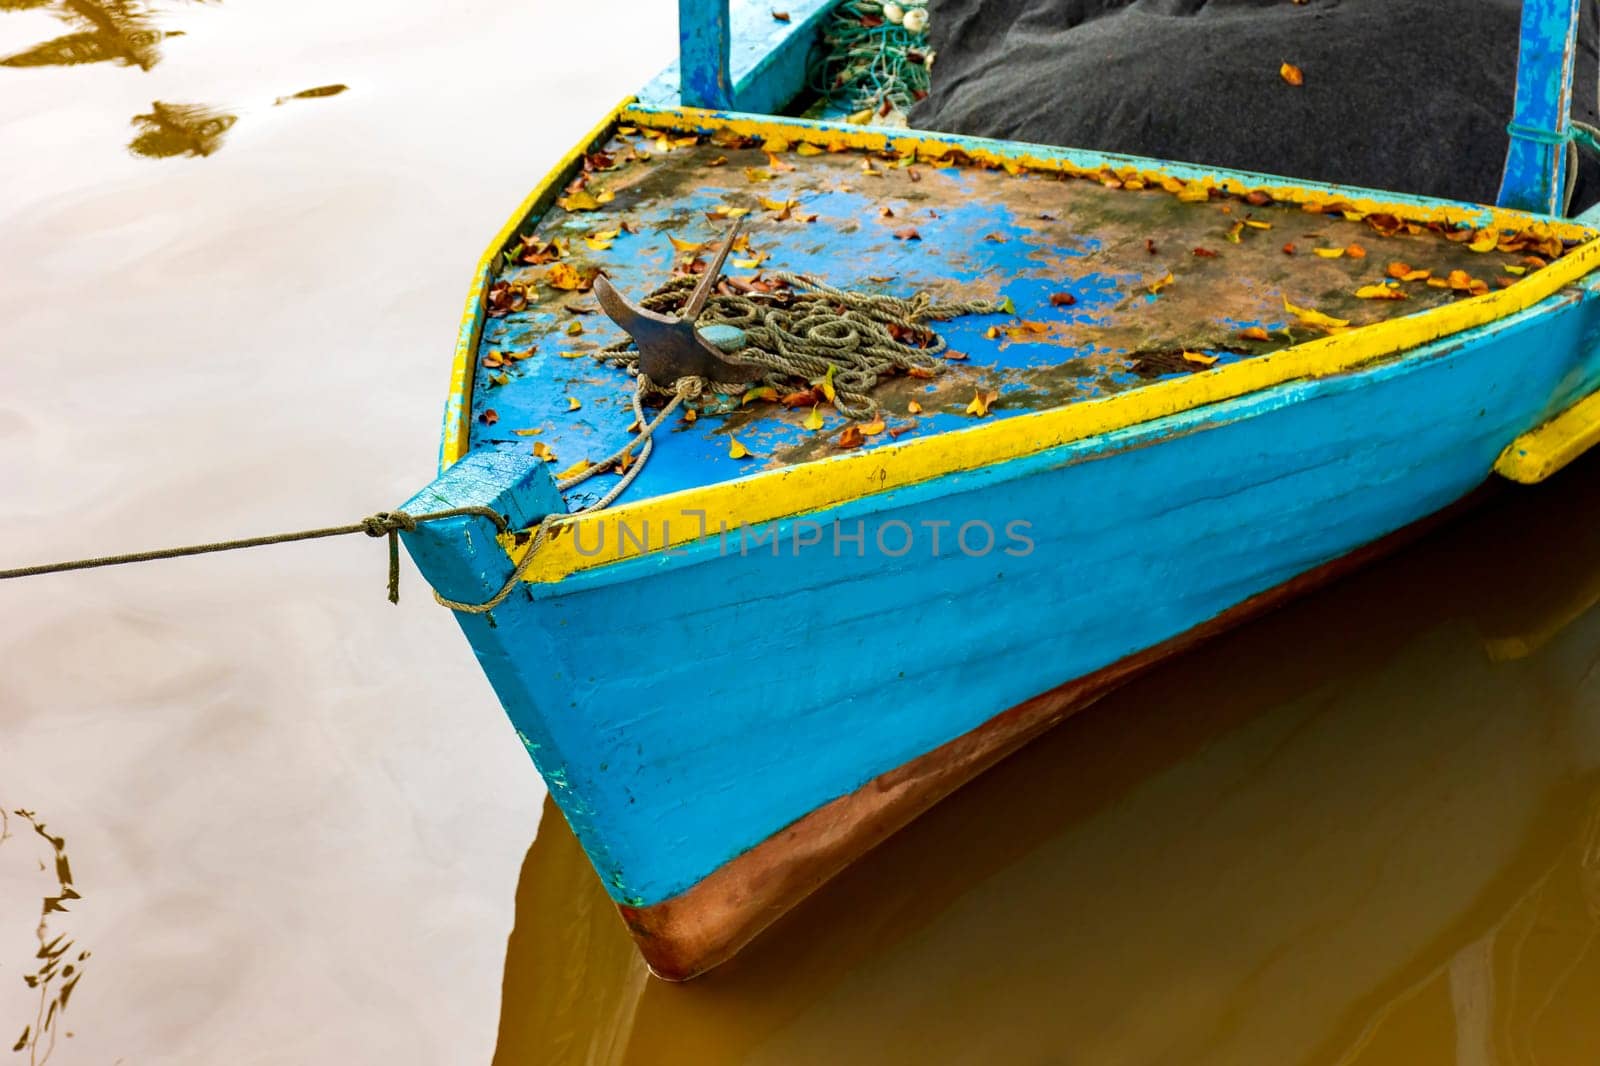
left=3, top=2, right=1600, bottom=1063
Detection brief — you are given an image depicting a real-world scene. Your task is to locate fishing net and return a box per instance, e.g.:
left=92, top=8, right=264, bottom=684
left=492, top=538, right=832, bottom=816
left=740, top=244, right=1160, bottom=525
left=809, top=0, right=934, bottom=123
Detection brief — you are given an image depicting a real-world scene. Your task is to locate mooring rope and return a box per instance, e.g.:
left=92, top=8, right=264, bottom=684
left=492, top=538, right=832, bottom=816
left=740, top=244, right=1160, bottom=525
left=0, top=507, right=503, bottom=605
left=0, top=377, right=695, bottom=614
left=599, top=273, right=1006, bottom=418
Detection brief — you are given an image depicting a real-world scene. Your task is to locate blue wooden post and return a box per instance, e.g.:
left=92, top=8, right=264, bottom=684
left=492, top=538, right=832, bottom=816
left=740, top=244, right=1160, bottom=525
left=1497, top=0, right=1582, bottom=215
left=679, top=0, right=734, bottom=109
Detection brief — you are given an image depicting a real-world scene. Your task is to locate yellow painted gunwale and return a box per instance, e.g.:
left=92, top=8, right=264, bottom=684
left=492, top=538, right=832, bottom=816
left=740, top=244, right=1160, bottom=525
left=1494, top=387, right=1600, bottom=483
left=438, top=105, right=1600, bottom=584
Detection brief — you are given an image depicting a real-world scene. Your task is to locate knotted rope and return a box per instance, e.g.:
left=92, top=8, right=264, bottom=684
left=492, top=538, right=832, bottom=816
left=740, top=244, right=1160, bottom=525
left=598, top=273, right=1006, bottom=418
left=0, top=377, right=696, bottom=615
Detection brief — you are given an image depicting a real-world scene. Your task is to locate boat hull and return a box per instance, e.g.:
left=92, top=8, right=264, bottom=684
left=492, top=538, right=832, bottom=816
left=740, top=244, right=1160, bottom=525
left=402, top=273, right=1600, bottom=978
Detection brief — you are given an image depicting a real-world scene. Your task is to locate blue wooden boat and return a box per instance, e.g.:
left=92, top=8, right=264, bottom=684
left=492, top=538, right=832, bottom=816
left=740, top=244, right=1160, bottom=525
left=398, top=0, right=1600, bottom=979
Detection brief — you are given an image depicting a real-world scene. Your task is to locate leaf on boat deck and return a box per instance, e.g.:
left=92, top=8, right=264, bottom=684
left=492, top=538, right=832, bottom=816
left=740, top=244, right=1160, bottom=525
left=558, top=190, right=608, bottom=212
left=557, top=459, right=591, bottom=479
left=772, top=9, right=791, bottom=20
left=732, top=253, right=767, bottom=269
left=478, top=409, right=498, bottom=425
left=512, top=428, right=543, bottom=436
left=546, top=262, right=598, bottom=292
left=893, top=227, right=922, bottom=241
left=765, top=151, right=796, bottom=172
left=1181, top=351, right=1219, bottom=367
left=708, top=205, right=750, bottom=221
left=1282, top=295, right=1350, bottom=331
left=707, top=156, right=729, bottom=167
left=1282, top=243, right=1297, bottom=255
left=1145, top=238, right=1159, bottom=254
left=836, top=424, right=864, bottom=449
left=966, top=390, right=999, bottom=417
left=728, top=436, right=751, bottom=459
left=907, top=400, right=923, bottom=414
left=1049, top=292, right=1077, bottom=306
left=1238, top=326, right=1271, bottom=341
left=1387, top=261, right=1431, bottom=281
left=1354, top=283, right=1407, bottom=300
left=1504, top=264, right=1528, bottom=276
left=1468, top=230, right=1499, bottom=253
left=944, top=350, right=969, bottom=361
left=565, top=320, right=584, bottom=335
left=1224, top=221, right=1244, bottom=244
left=566, top=397, right=582, bottom=412
left=803, top=405, right=825, bottom=430
left=481, top=351, right=506, bottom=368
left=683, top=408, right=698, bottom=423
left=759, top=196, right=798, bottom=220
left=796, top=142, right=825, bottom=156
left=861, top=416, right=887, bottom=436
left=583, top=237, right=612, bottom=251
left=1147, top=271, right=1174, bottom=294
left=667, top=234, right=705, bottom=254
left=1346, top=243, right=1367, bottom=259
left=1193, top=247, right=1219, bottom=258
left=745, top=167, right=774, bottom=183
left=1313, top=247, right=1345, bottom=259
left=1244, top=220, right=1272, bottom=230
left=742, top=387, right=779, bottom=406
left=1280, top=62, right=1304, bottom=86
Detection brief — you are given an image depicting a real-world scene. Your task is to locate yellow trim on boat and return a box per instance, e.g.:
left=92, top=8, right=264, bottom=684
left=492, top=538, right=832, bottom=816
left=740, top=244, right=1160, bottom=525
left=440, top=97, right=638, bottom=470
left=1494, top=387, right=1600, bottom=484
left=438, top=105, right=1600, bottom=581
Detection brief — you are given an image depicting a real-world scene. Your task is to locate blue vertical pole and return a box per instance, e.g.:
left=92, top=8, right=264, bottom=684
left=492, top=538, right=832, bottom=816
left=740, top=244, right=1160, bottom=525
left=679, top=0, right=734, bottom=109
left=1497, top=0, right=1582, bottom=215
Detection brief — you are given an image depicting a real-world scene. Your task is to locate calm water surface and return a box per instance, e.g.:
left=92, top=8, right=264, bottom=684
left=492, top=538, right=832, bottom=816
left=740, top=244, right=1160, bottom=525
left=4, top=3, right=1600, bottom=1064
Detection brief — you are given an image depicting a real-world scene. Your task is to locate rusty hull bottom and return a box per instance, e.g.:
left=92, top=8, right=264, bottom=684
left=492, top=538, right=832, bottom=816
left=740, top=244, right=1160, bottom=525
left=616, top=490, right=1488, bottom=980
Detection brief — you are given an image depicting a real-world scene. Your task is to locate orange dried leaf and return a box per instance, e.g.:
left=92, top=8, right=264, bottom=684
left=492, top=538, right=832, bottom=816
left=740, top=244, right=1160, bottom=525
left=1280, top=62, right=1304, bottom=86
left=740, top=386, right=779, bottom=406
left=1182, top=350, right=1219, bottom=367
left=479, top=408, right=498, bottom=425
left=861, top=416, right=887, bottom=436
left=1468, top=230, right=1499, bottom=253
left=836, top=424, right=864, bottom=449
left=966, top=389, right=999, bottom=417
left=1345, top=243, right=1367, bottom=259
left=907, top=400, right=923, bottom=414
left=1239, top=326, right=1271, bottom=341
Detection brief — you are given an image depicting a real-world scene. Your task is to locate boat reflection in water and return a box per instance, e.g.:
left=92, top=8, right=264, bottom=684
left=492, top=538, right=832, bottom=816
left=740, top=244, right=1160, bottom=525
left=493, top=453, right=1600, bottom=1066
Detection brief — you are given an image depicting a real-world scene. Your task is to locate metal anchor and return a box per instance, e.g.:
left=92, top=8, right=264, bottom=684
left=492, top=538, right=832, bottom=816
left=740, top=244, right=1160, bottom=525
left=593, top=219, right=765, bottom=386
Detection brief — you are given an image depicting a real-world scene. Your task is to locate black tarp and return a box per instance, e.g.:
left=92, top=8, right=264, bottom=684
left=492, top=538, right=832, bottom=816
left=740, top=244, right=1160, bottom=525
left=910, top=0, right=1600, bottom=212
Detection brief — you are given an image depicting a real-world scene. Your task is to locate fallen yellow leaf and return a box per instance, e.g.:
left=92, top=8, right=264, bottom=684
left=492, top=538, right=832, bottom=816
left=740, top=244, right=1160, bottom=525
left=741, top=386, right=778, bottom=406
left=557, top=459, right=591, bottom=479
left=1148, top=271, right=1174, bottom=294
left=796, top=142, right=825, bottom=156
left=803, top=404, right=824, bottom=430
left=566, top=396, right=582, bottom=411
left=1182, top=350, right=1219, bottom=367
left=558, top=190, right=604, bottom=212
left=667, top=234, right=705, bottom=254
left=861, top=416, right=887, bottom=436
left=532, top=441, right=556, bottom=462
left=1283, top=294, right=1350, bottom=330
left=1354, top=283, right=1407, bottom=300
left=1468, top=230, right=1499, bottom=253
left=1313, top=247, right=1345, bottom=259
left=744, top=167, right=774, bottom=183
left=728, top=436, right=751, bottom=459
left=907, top=400, right=923, bottom=414
left=821, top=364, right=837, bottom=403
left=966, top=389, right=999, bottom=417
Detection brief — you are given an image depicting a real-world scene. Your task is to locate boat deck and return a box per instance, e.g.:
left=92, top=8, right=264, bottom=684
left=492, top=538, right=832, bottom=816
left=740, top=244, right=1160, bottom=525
left=468, top=126, right=1570, bottom=511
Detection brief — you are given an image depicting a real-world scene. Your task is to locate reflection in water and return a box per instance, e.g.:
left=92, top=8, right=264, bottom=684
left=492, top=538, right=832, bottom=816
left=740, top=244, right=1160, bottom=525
left=0, top=0, right=170, bottom=70
left=126, top=100, right=234, bottom=158
left=3, top=808, right=87, bottom=1066
left=493, top=454, right=1600, bottom=1065
left=273, top=83, right=347, bottom=105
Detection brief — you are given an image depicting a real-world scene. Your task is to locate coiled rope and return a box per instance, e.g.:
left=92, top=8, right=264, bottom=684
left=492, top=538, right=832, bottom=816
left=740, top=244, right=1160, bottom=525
left=599, top=272, right=1005, bottom=418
